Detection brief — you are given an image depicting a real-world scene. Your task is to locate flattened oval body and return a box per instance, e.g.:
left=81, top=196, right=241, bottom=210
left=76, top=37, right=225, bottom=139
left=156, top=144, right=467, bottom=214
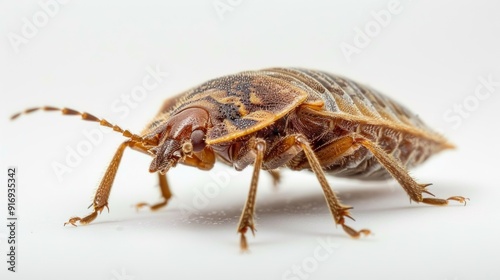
left=150, top=67, right=452, bottom=180
left=12, top=67, right=467, bottom=248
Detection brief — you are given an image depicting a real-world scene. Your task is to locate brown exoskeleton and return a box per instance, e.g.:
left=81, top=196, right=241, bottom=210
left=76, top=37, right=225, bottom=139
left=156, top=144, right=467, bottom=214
left=12, top=67, right=468, bottom=250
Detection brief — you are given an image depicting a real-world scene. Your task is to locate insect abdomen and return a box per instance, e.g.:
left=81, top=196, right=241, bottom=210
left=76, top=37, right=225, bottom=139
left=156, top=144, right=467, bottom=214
left=323, top=123, right=437, bottom=180
left=262, top=68, right=452, bottom=179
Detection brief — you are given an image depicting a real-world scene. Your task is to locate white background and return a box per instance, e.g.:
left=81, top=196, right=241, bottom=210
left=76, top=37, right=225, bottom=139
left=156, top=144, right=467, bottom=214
left=1, top=0, right=500, bottom=279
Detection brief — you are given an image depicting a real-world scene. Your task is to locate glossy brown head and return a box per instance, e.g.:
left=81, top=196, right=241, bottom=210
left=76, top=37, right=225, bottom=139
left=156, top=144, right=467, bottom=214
left=148, top=107, right=211, bottom=174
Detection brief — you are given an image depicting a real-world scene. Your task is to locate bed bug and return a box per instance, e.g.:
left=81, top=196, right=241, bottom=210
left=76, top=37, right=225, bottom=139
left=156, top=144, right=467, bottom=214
left=11, top=67, right=468, bottom=250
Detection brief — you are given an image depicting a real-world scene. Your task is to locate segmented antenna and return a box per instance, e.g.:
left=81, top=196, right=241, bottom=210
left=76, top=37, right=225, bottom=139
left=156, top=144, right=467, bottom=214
left=11, top=106, right=156, bottom=145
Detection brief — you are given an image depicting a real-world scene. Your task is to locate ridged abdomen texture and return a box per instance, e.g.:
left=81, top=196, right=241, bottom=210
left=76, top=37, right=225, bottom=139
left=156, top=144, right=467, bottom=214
left=262, top=68, right=451, bottom=179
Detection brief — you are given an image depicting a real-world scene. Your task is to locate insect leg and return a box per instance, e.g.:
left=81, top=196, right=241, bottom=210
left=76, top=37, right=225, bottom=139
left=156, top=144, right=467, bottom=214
left=267, top=169, right=281, bottom=188
left=64, top=140, right=134, bottom=226
left=237, top=138, right=266, bottom=251
left=135, top=173, right=172, bottom=211
left=126, top=141, right=175, bottom=211
left=355, top=137, right=468, bottom=205
left=135, top=146, right=217, bottom=211
left=294, top=136, right=371, bottom=238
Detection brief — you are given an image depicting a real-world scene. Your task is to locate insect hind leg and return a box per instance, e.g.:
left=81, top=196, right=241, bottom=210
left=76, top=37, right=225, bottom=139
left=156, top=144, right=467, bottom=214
left=355, top=136, right=468, bottom=206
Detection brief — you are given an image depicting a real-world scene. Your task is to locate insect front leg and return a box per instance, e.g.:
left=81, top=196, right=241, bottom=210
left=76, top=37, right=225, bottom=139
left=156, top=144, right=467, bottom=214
left=135, top=173, right=172, bottom=211
left=355, top=137, right=468, bottom=206
left=123, top=141, right=175, bottom=212
left=135, top=148, right=216, bottom=211
left=136, top=145, right=217, bottom=211
left=64, top=140, right=134, bottom=226
left=237, top=138, right=266, bottom=251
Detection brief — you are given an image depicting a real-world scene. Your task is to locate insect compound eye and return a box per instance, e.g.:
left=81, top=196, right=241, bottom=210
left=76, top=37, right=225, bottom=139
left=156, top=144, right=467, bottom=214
left=190, top=129, right=206, bottom=152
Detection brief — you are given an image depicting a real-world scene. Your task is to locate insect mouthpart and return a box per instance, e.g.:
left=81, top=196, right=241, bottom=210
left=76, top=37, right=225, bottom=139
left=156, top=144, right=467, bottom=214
left=149, top=139, right=181, bottom=174
left=159, top=162, right=175, bottom=175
